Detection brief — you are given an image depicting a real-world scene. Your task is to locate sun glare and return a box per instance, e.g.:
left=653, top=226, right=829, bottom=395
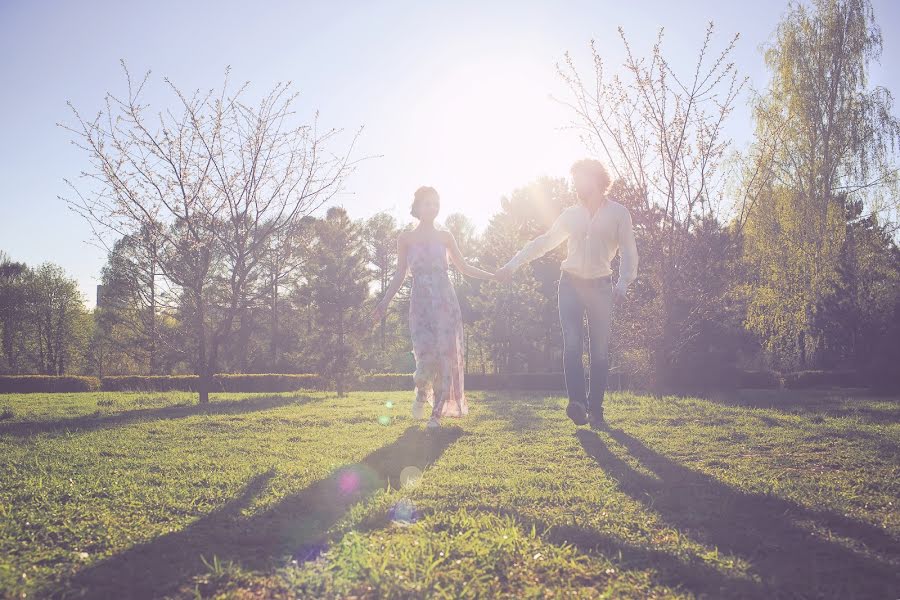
left=405, top=54, right=579, bottom=222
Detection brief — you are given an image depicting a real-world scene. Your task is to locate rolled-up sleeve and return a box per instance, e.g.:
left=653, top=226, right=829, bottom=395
left=616, top=208, right=638, bottom=292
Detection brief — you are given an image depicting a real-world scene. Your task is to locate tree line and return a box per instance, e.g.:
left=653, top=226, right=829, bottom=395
left=1, top=0, right=898, bottom=398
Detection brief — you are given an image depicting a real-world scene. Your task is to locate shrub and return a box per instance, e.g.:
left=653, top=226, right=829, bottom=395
left=362, top=374, right=414, bottom=391
left=738, top=370, right=781, bottom=389
left=101, top=376, right=200, bottom=392
left=214, top=374, right=323, bottom=393
left=781, top=370, right=863, bottom=389
left=0, top=376, right=101, bottom=394
left=100, top=374, right=324, bottom=393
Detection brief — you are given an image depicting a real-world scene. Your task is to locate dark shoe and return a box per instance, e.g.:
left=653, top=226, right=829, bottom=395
left=566, top=401, right=588, bottom=426
left=589, top=408, right=606, bottom=430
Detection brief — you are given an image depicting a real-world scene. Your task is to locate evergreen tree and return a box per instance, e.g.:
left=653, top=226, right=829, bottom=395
left=307, top=207, right=372, bottom=395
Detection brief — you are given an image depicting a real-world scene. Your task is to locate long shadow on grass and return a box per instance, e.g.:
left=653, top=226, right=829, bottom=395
left=577, top=428, right=900, bottom=599
left=0, top=394, right=322, bottom=438
left=463, top=503, right=764, bottom=597
left=705, top=389, right=900, bottom=425
left=477, top=392, right=549, bottom=431
left=47, top=425, right=463, bottom=600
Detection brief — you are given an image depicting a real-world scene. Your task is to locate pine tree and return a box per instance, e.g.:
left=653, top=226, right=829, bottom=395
left=307, top=207, right=371, bottom=396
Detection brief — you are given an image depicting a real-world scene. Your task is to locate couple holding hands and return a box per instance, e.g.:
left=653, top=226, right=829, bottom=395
left=371, top=159, right=638, bottom=431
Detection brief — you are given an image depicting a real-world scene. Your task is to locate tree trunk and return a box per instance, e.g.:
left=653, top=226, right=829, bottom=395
left=337, top=311, right=345, bottom=397
left=149, top=247, right=157, bottom=375
left=270, top=276, right=279, bottom=368
left=195, top=289, right=209, bottom=404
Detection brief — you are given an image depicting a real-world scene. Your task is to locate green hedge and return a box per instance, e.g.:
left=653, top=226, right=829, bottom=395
left=101, top=375, right=202, bottom=392
left=465, top=373, right=568, bottom=391
left=358, top=373, right=571, bottom=391
left=215, top=374, right=322, bottom=392
left=737, top=370, right=782, bottom=389
left=0, top=376, right=101, bottom=393
left=362, top=374, right=414, bottom=391
left=0, top=370, right=880, bottom=394
left=781, top=370, right=863, bottom=389
left=100, top=374, right=323, bottom=393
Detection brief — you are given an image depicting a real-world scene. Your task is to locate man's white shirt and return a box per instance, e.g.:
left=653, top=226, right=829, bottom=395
left=503, top=200, right=639, bottom=294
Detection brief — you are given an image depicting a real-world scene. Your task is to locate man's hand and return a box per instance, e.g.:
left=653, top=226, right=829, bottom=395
left=613, top=286, right=628, bottom=305
left=495, top=264, right=514, bottom=283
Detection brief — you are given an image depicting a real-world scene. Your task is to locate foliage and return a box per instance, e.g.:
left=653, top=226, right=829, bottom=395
left=742, top=0, right=900, bottom=369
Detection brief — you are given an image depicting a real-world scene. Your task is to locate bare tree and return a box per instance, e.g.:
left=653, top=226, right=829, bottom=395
left=62, top=63, right=360, bottom=402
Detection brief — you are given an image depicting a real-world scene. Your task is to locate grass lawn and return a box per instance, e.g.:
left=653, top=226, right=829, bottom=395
left=0, top=388, right=898, bottom=599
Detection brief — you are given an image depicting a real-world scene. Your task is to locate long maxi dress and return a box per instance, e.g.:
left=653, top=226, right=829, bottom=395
left=406, top=239, right=467, bottom=418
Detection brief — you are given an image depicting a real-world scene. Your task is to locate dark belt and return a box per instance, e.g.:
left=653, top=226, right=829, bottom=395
left=560, top=270, right=612, bottom=284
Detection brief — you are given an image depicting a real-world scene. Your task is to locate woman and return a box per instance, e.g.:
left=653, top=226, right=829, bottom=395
left=372, top=186, right=494, bottom=429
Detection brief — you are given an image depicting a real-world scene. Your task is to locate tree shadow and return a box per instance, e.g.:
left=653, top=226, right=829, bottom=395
left=461, top=502, right=763, bottom=597
left=0, top=394, right=323, bottom=438
left=576, top=428, right=900, bottom=598
left=704, top=389, right=900, bottom=425
left=46, top=425, right=463, bottom=599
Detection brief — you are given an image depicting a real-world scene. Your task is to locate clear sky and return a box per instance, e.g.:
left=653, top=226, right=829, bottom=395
left=1, top=0, right=898, bottom=304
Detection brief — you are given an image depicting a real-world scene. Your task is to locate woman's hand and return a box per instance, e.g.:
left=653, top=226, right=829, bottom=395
left=495, top=264, right=513, bottom=282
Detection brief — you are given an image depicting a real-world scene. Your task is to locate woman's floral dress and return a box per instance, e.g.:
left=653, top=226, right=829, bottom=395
left=407, top=239, right=467, bottom=418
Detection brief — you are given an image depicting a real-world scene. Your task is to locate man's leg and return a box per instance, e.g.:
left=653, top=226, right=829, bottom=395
left=558, top=273, right=588, bottom=425
left=585, top=278, right=613, bottom=424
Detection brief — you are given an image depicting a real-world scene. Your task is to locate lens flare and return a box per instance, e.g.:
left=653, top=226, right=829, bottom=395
left=390, top=498, right=417, bottom=525
left=338, top=469, right=361, bottom=494
left=400, top=465, right=422, bottom=488
left=378, top=415, right=391, bottom=426
left=385, top=401, right=394, bottom=409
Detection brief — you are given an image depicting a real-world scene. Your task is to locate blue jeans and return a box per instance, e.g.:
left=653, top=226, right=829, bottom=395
left=558, top=271, right=612, bottom=414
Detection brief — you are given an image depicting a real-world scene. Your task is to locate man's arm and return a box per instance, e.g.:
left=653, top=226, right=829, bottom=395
left=497, top=212, right=569, bottom=280
left=615, top=207, right=638, bottom=297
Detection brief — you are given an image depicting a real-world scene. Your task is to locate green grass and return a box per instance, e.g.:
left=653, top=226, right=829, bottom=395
left=0, top=389, right=897, bottom=599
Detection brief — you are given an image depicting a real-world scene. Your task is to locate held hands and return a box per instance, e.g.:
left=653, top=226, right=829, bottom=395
left=495, top=264, right=514, bottom=283
left=370, top=299, right=389, bottom=324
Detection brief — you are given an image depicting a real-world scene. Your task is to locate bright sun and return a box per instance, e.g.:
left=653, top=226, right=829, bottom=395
left=404, top=54, right=581, bottom=224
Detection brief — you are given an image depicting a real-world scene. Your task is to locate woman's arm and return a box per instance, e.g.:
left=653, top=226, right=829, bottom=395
left=371, top=236, right=409, bottom=322
left=444, top=231, right=495, bottom=280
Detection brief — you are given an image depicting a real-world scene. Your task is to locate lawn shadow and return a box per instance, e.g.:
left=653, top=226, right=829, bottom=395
left=704, top=389, right=900, bottom=425
left=0, top=394, right=322, bottom=438
left=478, top=392, right=551, bottom=432
left=576, top=427, right=900, bottom=598
left=465, top=502, right=763, bottom=597
left=46, top=425, right=463, bottom=599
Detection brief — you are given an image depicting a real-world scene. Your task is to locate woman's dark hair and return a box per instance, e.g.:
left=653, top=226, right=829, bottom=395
left=411, top=186, right=439, bottom=218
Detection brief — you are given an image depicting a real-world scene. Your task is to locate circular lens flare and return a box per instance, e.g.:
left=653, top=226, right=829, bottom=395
left=391, top=498, right=417, bottom=525
left=338, top=469, right=361, bottom=494
left=400, top=466, right=423, bottom=488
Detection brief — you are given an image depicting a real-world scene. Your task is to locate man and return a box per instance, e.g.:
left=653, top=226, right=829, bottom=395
left=496, top=159, right=638, bottom=428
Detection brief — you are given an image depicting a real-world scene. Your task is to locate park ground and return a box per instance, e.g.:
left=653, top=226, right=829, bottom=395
left=0, top=388, right=898, bottom=599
